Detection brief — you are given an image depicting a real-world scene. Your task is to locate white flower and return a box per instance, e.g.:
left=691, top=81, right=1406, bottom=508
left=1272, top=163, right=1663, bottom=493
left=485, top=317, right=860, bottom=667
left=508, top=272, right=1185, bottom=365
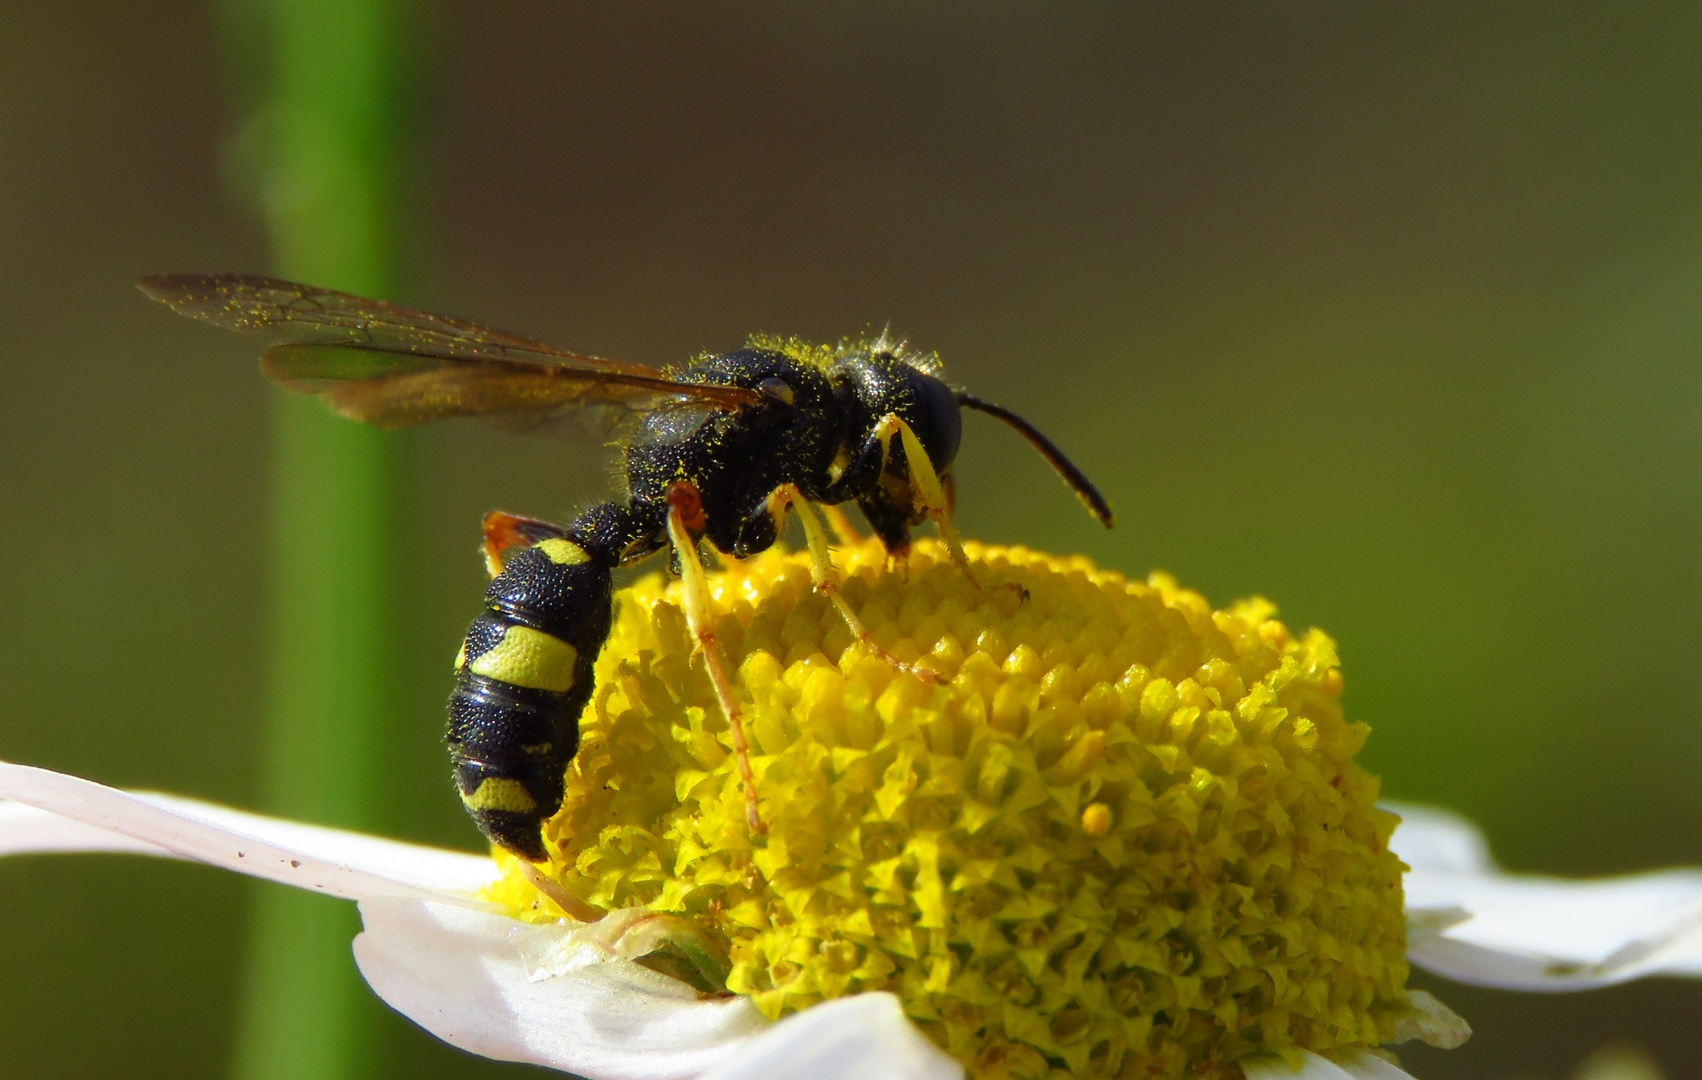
left=3, top=760, right=1699, bottom=1080
left=1392, top=802, right=1702, bottom=990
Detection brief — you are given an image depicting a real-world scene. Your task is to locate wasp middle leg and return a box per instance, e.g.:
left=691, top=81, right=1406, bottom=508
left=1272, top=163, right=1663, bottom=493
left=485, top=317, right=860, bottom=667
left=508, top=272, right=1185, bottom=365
left=766, top=484, right=939, bottom=683
left=666, top=482, right=767, bottom=835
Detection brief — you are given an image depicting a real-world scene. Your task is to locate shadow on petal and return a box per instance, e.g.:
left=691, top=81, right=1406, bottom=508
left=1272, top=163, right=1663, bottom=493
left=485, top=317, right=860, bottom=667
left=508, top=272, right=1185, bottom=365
left=354, top=897, right=769, bottom=1080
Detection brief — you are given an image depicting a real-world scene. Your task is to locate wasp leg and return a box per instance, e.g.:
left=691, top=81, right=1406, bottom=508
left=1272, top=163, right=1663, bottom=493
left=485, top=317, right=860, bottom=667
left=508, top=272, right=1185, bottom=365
left=873, top=413, right=1027, bottom=601
left=665, top=483, right=767, bottom=836
left=818, top=501, right=863, bottom=545
left=481, top=510, right=568, bottom=577
left=518, top=861, right=603, bottom=922
left=771, top=484, right=939, bottom=683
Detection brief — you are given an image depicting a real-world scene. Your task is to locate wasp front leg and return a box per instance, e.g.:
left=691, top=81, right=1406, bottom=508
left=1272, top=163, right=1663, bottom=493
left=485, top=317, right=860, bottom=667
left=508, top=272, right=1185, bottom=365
left=764, top=484, right=939, bottom=683
left=817, top=501, right=863, bottom=544
left=665, top=483, right=767, bottom=835
left=871, top=413, right=1026, bottom=601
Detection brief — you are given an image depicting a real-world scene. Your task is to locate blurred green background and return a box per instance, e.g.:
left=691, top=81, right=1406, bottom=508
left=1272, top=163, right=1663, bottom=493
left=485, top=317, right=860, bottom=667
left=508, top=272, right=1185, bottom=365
left=3, top=3, right=1701, bottom=1078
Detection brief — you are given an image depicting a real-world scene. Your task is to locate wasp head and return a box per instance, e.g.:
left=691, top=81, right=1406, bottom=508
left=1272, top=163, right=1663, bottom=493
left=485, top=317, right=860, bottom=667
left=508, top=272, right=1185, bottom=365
left=835, top=334, right=961, bottom=492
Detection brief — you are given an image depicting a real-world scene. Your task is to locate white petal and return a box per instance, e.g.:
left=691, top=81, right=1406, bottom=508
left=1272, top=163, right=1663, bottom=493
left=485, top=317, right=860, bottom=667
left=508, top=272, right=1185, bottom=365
left=1240, top=1049, right=1417, bottom=1080
left=1336, top=1048, right=1422, bottom=1080
left=131, top=791, right=499, bottom=896
left=0, top=761, right=498, bottom=904
left=1383, top=802, right=1493, bottom=874
left=0, top=799, right=170, bottom=857
left=1387, top=800, right=1702, bottom=989
left=1390, top=989, right=1470, bottom=1050
left=1239, top=1050, right=1354, bottom=1080
left=698, top=992, right=963, bottom=1080
left=353, top=897, right=768, bottom=1080
left=1405, top=864, right=1702, bottom=989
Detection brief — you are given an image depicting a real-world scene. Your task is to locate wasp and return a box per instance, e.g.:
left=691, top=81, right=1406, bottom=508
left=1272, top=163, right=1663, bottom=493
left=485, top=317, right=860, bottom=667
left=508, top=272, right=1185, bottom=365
left=140, top=275, right=1112, bottom=860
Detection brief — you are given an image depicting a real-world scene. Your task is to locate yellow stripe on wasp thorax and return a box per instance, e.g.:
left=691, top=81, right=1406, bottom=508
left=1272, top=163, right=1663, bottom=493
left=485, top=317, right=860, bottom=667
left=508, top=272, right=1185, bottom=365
left=459, top=776, right=539, bottom=814
left=469, top=625, right=579, bottom=693
left=534, top=538, right=591, bottom=565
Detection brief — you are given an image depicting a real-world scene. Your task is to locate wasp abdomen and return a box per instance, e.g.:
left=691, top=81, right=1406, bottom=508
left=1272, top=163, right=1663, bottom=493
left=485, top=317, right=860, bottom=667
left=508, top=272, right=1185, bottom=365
left=448, top=536, right=612, bottom=861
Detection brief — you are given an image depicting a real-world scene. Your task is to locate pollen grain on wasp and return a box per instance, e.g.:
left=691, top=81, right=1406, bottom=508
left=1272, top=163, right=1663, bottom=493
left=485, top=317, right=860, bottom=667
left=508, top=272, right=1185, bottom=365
left=484, top=539, right=1413, bottom=1079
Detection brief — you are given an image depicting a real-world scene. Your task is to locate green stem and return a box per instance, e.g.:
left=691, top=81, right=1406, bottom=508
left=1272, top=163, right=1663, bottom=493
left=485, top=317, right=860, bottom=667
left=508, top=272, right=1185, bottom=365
left=225, top=0, right=415, bottom=1077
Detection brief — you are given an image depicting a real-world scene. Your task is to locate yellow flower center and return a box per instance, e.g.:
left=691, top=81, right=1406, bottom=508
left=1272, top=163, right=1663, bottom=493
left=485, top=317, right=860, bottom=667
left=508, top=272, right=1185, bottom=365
left=484, top=540, right=1411, bottom=1078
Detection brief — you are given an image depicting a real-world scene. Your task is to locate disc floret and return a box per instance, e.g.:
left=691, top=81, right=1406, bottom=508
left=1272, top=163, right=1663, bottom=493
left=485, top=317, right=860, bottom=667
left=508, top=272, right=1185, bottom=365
left=485, top=541, right=1411, bottom=1078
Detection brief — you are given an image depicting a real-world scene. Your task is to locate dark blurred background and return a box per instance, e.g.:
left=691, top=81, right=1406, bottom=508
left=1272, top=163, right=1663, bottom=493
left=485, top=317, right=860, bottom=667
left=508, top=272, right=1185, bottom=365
left=3, top=3, right=1701, bottom=1078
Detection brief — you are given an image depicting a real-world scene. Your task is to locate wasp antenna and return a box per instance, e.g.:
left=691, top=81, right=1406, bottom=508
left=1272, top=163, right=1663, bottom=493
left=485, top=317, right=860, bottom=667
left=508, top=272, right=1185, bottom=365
left=956, top=392, right=1114, bottom=529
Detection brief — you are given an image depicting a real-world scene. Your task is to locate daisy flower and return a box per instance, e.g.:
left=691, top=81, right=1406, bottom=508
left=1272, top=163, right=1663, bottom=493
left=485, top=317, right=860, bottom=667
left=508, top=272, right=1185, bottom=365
left=3, top=541, right=1699, bottom=1079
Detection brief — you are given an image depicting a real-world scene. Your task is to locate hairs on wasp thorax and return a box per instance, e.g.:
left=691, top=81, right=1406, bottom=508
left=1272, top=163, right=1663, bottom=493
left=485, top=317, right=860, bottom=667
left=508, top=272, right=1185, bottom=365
left=138, top=274, right=1114, bottom=861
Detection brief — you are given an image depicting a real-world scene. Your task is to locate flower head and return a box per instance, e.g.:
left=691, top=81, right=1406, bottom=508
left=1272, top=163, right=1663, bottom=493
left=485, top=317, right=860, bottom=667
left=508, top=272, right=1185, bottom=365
left=488, top=539, right=1413, bottom=1077
left=6, top=540, right=1702, bottom=1079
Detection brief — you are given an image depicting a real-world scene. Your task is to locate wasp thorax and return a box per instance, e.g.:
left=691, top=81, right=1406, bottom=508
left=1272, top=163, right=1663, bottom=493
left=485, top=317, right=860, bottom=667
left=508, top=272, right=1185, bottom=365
left=485, top=540, right=1415, bottom=1080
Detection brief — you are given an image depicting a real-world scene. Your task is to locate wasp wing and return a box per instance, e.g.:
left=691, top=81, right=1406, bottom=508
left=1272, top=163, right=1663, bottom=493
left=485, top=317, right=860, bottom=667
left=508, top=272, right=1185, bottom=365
left=256, top=343, right=753, bottom=433
left=138, top=274, right=761, bottom=432
left=139, top=274, right=665, bottom=373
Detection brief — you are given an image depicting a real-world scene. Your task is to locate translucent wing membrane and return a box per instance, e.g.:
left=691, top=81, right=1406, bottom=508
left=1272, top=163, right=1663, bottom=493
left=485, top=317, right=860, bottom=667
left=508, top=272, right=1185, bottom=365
left=258, top=344, right=744, bottom=433
left=139, top=274, right=761, bottom=432
left=139, top=274, right=657, bottom=372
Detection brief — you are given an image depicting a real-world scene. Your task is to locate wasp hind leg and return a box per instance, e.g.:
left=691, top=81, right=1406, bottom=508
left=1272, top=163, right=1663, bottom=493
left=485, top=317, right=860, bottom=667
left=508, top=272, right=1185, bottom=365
left=769, top=484, right=939, bottom=684
left=665, top=483, right=767, bottom=835
left=481, top=510, right=569, bottom=576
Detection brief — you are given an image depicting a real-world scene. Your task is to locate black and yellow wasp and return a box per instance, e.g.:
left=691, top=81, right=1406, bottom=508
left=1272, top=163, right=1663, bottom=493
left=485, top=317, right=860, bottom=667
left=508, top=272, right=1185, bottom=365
left=140, top=275, right=1112, bottom=861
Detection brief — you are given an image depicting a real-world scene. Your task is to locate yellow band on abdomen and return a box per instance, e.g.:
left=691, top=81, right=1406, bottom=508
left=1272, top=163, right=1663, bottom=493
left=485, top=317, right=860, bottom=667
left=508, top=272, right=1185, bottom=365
left=459, top=776, right=539, bottom=814
left=469, top=625, right=578, bottom=693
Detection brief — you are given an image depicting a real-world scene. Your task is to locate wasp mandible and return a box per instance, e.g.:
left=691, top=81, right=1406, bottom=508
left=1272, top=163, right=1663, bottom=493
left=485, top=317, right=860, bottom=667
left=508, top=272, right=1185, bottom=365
left=140, top=275, right=1113, bottom=861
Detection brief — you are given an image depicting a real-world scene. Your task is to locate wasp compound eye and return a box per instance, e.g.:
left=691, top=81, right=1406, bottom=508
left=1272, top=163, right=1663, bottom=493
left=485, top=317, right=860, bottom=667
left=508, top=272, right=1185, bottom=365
left=909, top=370, right=962, bottom=472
